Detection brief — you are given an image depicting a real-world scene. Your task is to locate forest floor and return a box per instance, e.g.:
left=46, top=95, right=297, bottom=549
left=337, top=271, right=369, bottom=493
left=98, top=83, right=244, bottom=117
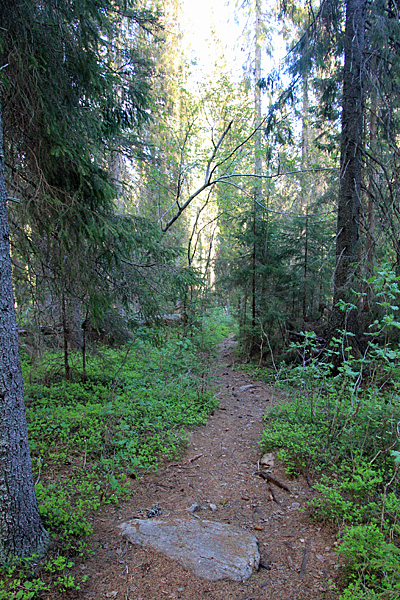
left=73, top=334, right=342, bottom=600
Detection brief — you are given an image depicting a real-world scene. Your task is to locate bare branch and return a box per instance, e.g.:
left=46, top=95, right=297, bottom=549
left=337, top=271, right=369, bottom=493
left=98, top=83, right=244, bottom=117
left=208, top=118, right=267, bottom=180
left=188, top=189, right=213, bottom=265
left=217, top=166, right=338, bottom=181
left=160, top=102, right=338, bottom=233
left=204, top=120, right=233, bottom=183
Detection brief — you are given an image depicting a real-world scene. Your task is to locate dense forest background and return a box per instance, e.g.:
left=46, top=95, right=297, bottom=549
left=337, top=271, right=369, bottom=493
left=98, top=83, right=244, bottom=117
left=2, top=0, right=399, bottom=360
left=1, top=0, right=400, bottom=598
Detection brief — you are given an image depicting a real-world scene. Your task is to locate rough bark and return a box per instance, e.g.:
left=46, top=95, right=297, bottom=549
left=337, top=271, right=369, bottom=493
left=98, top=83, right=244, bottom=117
left=329, top=0, right=366, bottom=355
left=0, top=102, right=48, bottom=563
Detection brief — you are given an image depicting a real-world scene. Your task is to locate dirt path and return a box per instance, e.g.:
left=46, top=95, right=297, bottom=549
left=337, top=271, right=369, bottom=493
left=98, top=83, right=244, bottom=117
left=78, top=335, right=341, bottom=600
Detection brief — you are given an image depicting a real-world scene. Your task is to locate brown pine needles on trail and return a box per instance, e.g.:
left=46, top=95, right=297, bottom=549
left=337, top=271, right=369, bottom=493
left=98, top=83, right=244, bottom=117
left=64, top=336, right=341, bottom=600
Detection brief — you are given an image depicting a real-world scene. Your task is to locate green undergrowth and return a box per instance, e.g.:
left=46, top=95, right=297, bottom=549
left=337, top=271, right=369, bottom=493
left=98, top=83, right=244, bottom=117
left=0, top=308, right=235, bottom=599
left=257, top=268, right=400, bottom=599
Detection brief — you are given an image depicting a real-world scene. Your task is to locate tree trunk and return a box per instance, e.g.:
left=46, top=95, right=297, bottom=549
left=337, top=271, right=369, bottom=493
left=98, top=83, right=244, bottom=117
left=251, top=0, right=262, bottom=353
left=62, top=293, right=71, bottom=381
left=301, top=73, right=309, bottom=321
left=0, top=102, right=48, bottom=563
left=363, top=55, right=378, bottom=312
left=303, top=212, right=309, bottom=320
left=329, top=0, right=366, bottom=355
left=109, top=18, right=125, bottom=213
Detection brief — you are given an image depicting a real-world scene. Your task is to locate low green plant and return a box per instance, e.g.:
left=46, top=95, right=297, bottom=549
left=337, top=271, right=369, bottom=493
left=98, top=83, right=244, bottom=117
left=35, top=469, right=104, bottom=540
left=0, top=554, right=88, bottom=599
left=308, top=477, right=357, bottom=524
left=0, top=573, right=48, bottom=600
left=338, top=525, right=400, bottom=599
left=258, top=266, right=400, bottom=599
left=43, top=556, right=73, bottom=572
left=1, top=309, right=231, bottom=597
left=55, top=573, right=87, bottom=592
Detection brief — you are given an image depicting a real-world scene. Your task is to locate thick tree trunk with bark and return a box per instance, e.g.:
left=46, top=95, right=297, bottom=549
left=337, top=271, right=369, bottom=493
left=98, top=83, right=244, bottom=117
left=0, top=104, right=48, bottom=563
left=329, top=0, right=366, bottom=355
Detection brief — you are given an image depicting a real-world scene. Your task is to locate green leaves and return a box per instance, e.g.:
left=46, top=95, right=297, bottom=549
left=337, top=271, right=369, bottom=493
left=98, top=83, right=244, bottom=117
left=23, top=330, right=217, bottom=505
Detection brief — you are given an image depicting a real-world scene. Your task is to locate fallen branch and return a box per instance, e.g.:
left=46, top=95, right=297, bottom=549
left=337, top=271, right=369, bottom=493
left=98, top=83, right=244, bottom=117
left=283, top=541, right=295, bottom=569
left=299, top=540, right=311, bottom=579
left=254, top=470, right=291, bottom=492
left=268, top=485, right=281, bottom=506
left=188, top=453, right=204, bottom=463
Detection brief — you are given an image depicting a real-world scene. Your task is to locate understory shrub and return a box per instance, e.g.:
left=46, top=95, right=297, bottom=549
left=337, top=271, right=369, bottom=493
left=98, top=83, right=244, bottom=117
left=259, top=267, right=400, bottom=599
left=0, top=309, right=231, bottom=598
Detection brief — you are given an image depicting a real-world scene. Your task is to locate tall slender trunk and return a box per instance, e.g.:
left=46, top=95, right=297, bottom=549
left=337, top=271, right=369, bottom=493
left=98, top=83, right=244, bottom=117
left=62, top=294, right=71, bottom=381
left=82, top=312, right=88, bottom=383
left=252, top=210, right=256, bottom=334
left=301, top=73, right=309, bottom=321
left=303, top=213, right=309, bottom=320
left=0, top=101, right=48, bottom=563
left=109, top=19, right=125, bottom=212
left=329, top=0, right=366, bottom=356
left=252, top=0, right=262, bottom=349
left=363, top=57, right=378, bottom=311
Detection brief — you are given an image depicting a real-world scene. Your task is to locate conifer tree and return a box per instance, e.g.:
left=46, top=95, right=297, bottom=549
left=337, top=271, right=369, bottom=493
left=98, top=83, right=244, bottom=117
left=0, top=0, right=166, bottom=560
left=0, top=0, right=168, bottom=353
left=0, top=102, right=48, bottom=563
left=328, top=0, right=366, bottom=351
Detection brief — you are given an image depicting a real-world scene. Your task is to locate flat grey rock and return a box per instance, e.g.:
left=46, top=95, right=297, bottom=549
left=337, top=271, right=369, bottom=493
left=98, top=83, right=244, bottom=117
left=119, top=517, right=260, bottom=581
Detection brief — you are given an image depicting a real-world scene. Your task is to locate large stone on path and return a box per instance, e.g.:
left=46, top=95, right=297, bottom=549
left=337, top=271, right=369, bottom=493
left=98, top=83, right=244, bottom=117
left=119, top=517, right=260, bottom=581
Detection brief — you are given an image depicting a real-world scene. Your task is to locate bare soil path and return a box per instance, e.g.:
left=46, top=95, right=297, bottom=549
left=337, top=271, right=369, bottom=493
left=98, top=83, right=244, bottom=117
left=76, top=335, right=341, bottom=600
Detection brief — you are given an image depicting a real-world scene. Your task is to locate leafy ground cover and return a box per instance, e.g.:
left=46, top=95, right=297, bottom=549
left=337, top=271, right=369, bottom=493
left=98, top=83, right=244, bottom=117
left=0, top=308, right=235, bottom=599
left=250, top=269, right=400, bottom=599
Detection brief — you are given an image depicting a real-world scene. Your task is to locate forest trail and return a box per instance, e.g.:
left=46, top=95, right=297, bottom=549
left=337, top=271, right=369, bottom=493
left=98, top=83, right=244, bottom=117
left=77, top=335, right=341, bottom=600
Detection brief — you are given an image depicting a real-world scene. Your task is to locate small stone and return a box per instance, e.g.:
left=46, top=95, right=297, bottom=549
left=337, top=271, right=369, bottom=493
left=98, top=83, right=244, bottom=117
left=300, top=538, right=305, bottom=543
left=290, top=502, right=300, bottom=510
left=187, top=503, right=200, bottom=513
left=147, top=504, right=162, bottom=518
left=209, top=503, right=218, bottom=512
left=260, top=453, right=275, bottom=468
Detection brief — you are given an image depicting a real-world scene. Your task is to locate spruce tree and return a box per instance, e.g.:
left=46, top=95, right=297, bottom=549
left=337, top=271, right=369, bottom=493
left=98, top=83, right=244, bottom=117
left=0, top=102, right=48, bottom=563
left=328, top=0, right=366, bottom=352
